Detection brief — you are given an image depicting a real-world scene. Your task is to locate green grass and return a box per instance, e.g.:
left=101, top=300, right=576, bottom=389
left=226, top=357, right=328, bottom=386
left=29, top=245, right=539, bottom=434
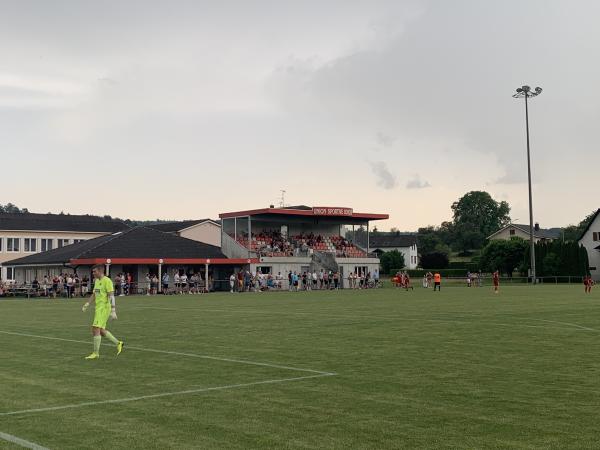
left=1, top=285, right=599, bottom=449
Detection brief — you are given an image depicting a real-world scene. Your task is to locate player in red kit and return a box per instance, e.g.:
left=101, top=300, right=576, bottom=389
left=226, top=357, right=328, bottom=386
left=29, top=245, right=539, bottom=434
left=584, top=275, right=594, bottom=294
left=493, top=270, right=500, bottom=294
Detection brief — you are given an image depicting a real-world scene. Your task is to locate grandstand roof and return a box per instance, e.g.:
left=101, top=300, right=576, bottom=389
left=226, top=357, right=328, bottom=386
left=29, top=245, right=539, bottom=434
left=147, top=219, right=219, bottom=233
left=5, top=227, right=254, bottom=266
left=219, top=206, right=388, bottom=221
left=369, top=233, right=418, bottom=248
left=0, top=212, right=130, bottom=233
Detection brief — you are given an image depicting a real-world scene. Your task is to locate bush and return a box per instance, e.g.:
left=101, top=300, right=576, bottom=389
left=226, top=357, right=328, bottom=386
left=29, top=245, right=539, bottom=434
left=379, top=250, right=405, bottom=274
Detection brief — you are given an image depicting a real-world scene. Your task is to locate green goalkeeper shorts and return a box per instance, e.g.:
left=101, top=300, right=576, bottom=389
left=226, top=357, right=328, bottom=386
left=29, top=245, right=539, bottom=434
left=93, top=303, right=111, bottom=329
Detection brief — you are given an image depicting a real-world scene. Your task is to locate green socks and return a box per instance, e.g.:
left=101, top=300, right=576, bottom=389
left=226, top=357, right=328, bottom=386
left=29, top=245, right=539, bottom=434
left=93, top=335, right=101, bottom=354
left=104, top=330, right=119, bottom=345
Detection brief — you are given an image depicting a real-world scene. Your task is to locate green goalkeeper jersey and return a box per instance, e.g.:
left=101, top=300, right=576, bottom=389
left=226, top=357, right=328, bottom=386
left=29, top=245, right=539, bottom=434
left=93, top=276, right=114, bottom=306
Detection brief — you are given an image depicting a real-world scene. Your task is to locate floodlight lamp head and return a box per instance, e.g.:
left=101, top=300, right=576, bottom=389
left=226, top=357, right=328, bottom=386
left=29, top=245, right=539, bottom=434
left=522, top=85, right=531, bottom=92
left=535, top=87, right=542, bottom=94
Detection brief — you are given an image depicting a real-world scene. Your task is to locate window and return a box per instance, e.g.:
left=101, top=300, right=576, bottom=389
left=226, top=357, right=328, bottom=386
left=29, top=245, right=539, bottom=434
left=57, top=239, right=71, bottom=248
left=7, top=238, right=20, bottom=252
left=41, top=239, right=54, bottom=252
left=73, top=239, right=85, bottom=244
left=0, top=238, right=2, bottom=252
left=23, top=238, right=37, bottom=252
left=6, top=267, right=14, bottom=280
left=509, top=229, right=516, bottom=236
left=593, top=232, right=599, bottom=242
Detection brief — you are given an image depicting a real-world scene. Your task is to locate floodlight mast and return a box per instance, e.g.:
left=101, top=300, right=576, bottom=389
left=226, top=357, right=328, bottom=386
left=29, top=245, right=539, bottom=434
left=513, top=85, right=543, bottom=284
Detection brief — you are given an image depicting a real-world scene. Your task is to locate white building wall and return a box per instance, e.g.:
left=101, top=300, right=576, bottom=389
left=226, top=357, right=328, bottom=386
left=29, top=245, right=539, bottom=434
left=579, top=213, right=600, bottom=281
left=179, top=222, right=221, bottom=247
left=0, top=230, right=108, bottom=280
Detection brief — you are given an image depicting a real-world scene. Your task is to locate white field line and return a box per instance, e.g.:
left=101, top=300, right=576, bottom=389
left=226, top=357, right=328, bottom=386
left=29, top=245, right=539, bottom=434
left=0, top=431, right=50, bottom=450
left=0, top=330, right=335, bottom=376
left=0, top=373, right=333, bottom=418
left=526, top=318, right=600, bottom=332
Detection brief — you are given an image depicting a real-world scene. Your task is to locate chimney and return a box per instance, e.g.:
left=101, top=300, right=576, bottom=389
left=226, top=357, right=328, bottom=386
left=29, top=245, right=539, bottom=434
left=269, top=204, right=275, bottom=208
left=534, top=223, right=540, bottom=232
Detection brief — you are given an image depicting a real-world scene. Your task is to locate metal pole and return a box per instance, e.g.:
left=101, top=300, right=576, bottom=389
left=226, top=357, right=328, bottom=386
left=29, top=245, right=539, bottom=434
left=524, top=92, right=536, bottom=284
left=158, top=263, right=162, bottom=293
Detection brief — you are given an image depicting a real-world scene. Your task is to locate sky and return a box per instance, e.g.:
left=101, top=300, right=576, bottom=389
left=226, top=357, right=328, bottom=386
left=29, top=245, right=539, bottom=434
left=1, top=0, right=599, bottom=230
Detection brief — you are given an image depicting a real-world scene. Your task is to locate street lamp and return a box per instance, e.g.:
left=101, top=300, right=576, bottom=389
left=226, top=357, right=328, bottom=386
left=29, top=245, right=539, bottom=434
left=513, top=85, right=542, bottom=284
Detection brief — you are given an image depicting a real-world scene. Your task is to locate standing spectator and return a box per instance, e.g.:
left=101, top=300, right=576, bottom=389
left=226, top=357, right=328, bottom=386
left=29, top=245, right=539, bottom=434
left=66, top=274, right=74, bottom=298
left=162, top=272, right=170, bottom=294
left=229, top=273, right=236, bottom=293
left=81, top=275, right=89, bottom=296
left=120, top=273, right=128, bottom=296
left=180, top=272, right=188, bottom=294
left=42, top=275, right=49, bottom=297
left=174, top=271, right=181, bottom=294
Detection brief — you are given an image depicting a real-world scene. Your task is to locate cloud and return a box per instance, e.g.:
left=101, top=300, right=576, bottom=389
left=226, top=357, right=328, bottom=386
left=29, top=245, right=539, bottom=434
left=376, top=131, right=396, bottom=147
left=406, top=175, right=431, bottom=190
left=370, top=161, right=397, bottom=190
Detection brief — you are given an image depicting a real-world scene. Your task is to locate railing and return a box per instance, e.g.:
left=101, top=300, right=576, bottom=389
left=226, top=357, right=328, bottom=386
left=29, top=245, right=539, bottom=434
left=1, top=275, right=590, bottom=299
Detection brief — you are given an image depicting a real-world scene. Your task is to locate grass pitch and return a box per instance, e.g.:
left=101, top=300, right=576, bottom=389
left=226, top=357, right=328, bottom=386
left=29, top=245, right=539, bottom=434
left=1, top=285, right=599, bottom=449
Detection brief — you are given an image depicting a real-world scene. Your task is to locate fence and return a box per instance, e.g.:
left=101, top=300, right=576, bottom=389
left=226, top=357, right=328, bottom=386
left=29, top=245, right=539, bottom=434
left=1, top=275, right=589, bottom=299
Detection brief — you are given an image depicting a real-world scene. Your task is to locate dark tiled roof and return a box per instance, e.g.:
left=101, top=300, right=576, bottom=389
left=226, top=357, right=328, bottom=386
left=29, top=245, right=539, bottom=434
left=512, top=224, right=562, bottom=240
left=0, top=213, right=130, bottom=233
left=147, top=219, right=216, bottom=233
left=5, top=227, right=226, bottom=266
left=369, top=233, right=418, bottom=248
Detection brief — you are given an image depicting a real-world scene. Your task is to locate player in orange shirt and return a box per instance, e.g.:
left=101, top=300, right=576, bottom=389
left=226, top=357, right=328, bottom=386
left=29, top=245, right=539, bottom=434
left=433, top=272, right=441, bottom=291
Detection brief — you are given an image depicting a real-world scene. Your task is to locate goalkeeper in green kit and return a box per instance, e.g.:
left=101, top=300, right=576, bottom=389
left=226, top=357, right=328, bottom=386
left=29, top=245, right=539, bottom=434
left=82, top=264, right=124, bottom=360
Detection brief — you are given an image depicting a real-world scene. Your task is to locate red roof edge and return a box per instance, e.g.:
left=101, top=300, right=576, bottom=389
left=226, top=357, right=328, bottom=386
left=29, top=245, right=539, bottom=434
left=219, top=207, right=388, bottom=220
left=70, top=258, right=259, bottom=265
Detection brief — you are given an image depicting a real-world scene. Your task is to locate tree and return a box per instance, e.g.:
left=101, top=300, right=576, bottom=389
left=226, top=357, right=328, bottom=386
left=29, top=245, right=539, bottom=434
left=562, top=210, right=598, bottom=242
left=479, top=238, right=528, bottom=276
left=379, top=250, right=405, bottom=274
left=417, top=225, right=452, bottom=256
left=0, top=203, right=28, bottom=213
left=419, top=252, right=450, bottom=269
left=451, top=191, right=510, bottom=254
left=525, top=240, right=589, bottom=277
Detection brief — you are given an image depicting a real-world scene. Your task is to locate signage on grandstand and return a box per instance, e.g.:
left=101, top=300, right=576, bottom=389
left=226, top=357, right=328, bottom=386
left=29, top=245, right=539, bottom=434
left=312, top=207, right=353, bottom=216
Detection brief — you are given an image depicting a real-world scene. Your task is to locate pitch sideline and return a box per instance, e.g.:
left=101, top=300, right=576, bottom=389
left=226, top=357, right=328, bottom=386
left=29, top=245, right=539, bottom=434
left=0, top=431, right=50, bottom=450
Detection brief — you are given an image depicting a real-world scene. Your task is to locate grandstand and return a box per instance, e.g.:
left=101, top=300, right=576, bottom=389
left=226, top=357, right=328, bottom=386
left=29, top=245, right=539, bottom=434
left=219, top=205, right=388, bottom=285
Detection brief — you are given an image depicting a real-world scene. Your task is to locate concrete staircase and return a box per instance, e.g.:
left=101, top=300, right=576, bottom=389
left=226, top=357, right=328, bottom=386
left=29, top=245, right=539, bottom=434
left=310, top=251, right=339, bottom=273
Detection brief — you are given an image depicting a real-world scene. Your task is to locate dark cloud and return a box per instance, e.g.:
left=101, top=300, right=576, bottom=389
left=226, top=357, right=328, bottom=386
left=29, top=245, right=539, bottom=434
left=370, top=161, right=397, bottom=190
